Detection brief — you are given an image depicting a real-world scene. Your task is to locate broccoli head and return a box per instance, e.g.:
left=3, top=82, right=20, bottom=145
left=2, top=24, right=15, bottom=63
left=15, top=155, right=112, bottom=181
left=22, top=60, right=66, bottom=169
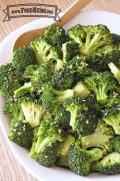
left=111, top=33, right=120, bottom=47
left=64, top=97, right=101, bottom=136
left=29, top=113, right=66, bottom=167
left=81, top=121, right=114, bottom=153
left=110, top=136, right=120, bottom=153
left=0, top=63, right=21, bottom=97
left=103, top=104, right=120, bottom=135
left=62, top=41, right=79, bottom=63
left=9, top=120, right=33, bottom=148
left=31, top=37, right=63, bottom=70
left=68, top=141, right=103, bottom=176
left=51, top=66, right=74, bottom=90
left=84, top=71, right=118, bottom=104
left=68, top=24, right=112, bottom=55
left=44, top=25, right=66, bottom=49
left=92, top=152, right=120, bottom=175
left=12, top=47, right=36, bottom=68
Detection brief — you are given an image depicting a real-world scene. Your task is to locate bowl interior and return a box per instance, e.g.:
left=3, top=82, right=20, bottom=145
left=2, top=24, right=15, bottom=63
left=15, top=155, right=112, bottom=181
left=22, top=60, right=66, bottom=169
left=0, top=10, right=120, bottom=181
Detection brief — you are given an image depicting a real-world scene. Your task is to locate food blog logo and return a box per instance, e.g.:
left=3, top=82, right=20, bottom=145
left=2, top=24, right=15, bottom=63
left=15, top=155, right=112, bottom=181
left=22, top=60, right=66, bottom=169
left=3, top=3, right=61, bottom=22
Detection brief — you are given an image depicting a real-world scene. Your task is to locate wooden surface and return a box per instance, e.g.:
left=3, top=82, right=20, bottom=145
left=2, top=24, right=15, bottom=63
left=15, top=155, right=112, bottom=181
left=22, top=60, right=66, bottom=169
left=0, top=0, right=120, bottom=180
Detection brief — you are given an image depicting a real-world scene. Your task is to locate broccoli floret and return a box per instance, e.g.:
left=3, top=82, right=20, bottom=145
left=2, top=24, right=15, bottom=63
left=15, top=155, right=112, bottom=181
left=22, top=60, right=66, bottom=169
left=84, top=71, right=117, bottom=104
left=12, top=47, right=36, bottom=68
left=51, top=66, right=74, bottom=90
left=14, top=63, right=54, bottom=96
left=31, top=37, right=63, bottom=70
left=103, top=104, right=120, bottom=135
left=9, top=120, right=33, bottom=148
left=68, top=141, right=103, bottom=176
left=92, top=152, right=120, bottom=175
left=3, top=96, right=18, bottom=114
left=21, top=98, right=45, bottom=128
left=23, top=64, right=39, bottom=79
left=64, top=97, right=101, bottom=136
left=86, top=45, right=120, bottom=72
left=62, top=41, right=79, bottom=63
left=41, top=81, right=90, bottom=111
left=68, top=24, right=111, bottom=55
left=0, top=63, right=21, bottom=97
left=8, top=101, right=33, bottom=148
left=110, top=136, right=120, bottom=153
left=67, top=24, right=86, bottom=45
left=81, top=121, right=114, bottom=153
left=108, top=62, right=120, bottom=82
left=29, top=113, right=66, bottom=167
left=111, top=33, right=120, bottom=47
left=57, top=134, right=75, bottom=167
left=44, top=25, right=66, bottom=49
left=53, top=105, right=70, bottom=130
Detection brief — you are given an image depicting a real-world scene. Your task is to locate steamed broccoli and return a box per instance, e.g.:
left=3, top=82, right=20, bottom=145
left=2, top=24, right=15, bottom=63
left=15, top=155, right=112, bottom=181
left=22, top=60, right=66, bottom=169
left=20, top=97, right=45, bottom=128
left=68, top=141, right=103, bottom=176
left=111, top=33, right=120, bottom=47
left=84, top=71, right=118, bottom=104
left=44, top=25, right=66, bottom=49
left=103, top=104, right=120, bottom=135
left=86, top=45, right=120, bottom=72
left=81, top=121, right=114, bottom=153
left=68, top=24, right=112, bottom=55
left=31, top=37, right=63, bottom=70
left=108, top=62, right=120, bottom=82
left=51, top=66, right=74, bottom=90
left=41, top=81, right=90, bottom=111
left=8, top=102, right=33, bottom=148
left=57, top=134, right=75, bottom=167
left=29, top=113, right=66, bottom=167
left=12, top=47, right=36, bottom=68
left=92, top=152, right=120, bottom=174
left=110, top=136, right=120, bottom=153
left=0, top=63, right=21, bottom=97
left=64, top=97, right=101, bottom=136
left=62, top=41, right=79, bottom=63
left=14, top=63, right=53, bottom=96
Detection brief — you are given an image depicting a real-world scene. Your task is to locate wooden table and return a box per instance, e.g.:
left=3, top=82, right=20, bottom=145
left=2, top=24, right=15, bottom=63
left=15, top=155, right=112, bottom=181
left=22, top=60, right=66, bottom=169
left=0, top=0, right=120, bottom=180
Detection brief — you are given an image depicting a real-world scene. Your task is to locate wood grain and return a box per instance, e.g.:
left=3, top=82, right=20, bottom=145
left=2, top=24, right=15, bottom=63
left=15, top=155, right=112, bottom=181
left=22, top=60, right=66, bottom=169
left=0, top=0, right=120, bottom=181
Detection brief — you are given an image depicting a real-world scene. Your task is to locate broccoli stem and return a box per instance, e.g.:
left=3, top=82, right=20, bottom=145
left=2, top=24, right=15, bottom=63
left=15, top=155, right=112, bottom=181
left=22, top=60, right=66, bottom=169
left=14, top=82, right=32, bottom=95
left=95, top=86, right=107, bottom=104
left=73, top=81, right=90, bottom=98
left=53, top=89, right=74, bottom=102
left=108, top=62, right=120, bottom=82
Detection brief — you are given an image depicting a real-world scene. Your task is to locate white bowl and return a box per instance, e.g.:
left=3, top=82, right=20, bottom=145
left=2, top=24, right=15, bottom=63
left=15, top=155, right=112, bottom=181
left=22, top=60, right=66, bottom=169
left=0, top=10, right=120, bottom=181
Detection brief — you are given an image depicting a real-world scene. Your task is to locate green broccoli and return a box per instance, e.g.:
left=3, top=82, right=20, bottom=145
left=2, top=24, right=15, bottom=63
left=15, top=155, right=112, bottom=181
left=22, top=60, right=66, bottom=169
left=20, top=97, right=45, bottom=128
left=68, top=141, right=103, bottom=176
left=108, top=62, right=120, bottom=82
left=44, top=25, right=66, bottom=49
left=64, top=97, right=101, bottom=136
left=0, top=63, right=21, bottom=97
left=103, top=104, right=120, bottom=135
left=68, top=24, right=112, bottom=55
left=12, top=47, right=36, bottom=68
left=84, top=71, right=118, bottom=104
left=31, top=37, right=63, bottom=70
left=23, top=64, right=39, bottom=79
left=81, top=121, right=114, bottom=153
left=92, top=152, right=120, bottom=174
left=41, top=81, right=90, bottom=111
left=86, top=45, right=120, bottom=72
left=62, top=41, right=79, bottom=63
left=57, top=134, right=75, bottom=167
left=29, top=113, right=66, bottom=167
left=8, top=102, right=33, bottom=148
left=110, top=136, right=120, bottom=153
left=14, top=63, right=53, bottom=96
left=111, top=33, right=120, bottom=47
left=51, top=66, right=74, bottom=90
